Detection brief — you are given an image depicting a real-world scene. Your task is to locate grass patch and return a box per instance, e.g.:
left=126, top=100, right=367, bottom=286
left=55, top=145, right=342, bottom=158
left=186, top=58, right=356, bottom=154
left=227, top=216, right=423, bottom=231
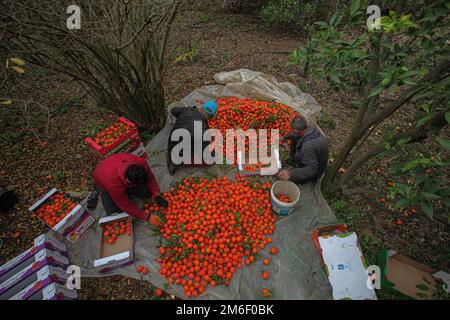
left=79, top=118, right=111, bottom=139
left=317, top=110, right=336, bottom=130
left=331, top=199, right=362, bottom=227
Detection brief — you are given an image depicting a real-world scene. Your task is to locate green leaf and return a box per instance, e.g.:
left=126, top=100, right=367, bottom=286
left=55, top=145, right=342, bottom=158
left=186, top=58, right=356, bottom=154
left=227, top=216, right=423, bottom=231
left=437, top=136, right=450, bottom=150
left=330, top=14, right=343, bottom=27
left=416, top=292, right=428, bottom=298
left=402, top=159, right=419, bottom=172
left=445, top=111, right=450, bottom=124
left=436, top=188, right=450, bottom=197
left=415, top=115, right=431, bottom=128
left=395, top=137, right=411, bottom=146
left=368, top=85, right=384, bottom=98
left=420, top=202, right=433, bottom=218
left=314, top=21, right=328, bottom=28
left=416, top=283, right=429, bottom=291
left=393, top=198, right=410, bottom=211
left=423, top=192, right=441, bottom=200
left=415, top=173, right=428, bottom=185
left=350, top=0, right=361, bottom=17
left=329, top=72, right=341, bottom=84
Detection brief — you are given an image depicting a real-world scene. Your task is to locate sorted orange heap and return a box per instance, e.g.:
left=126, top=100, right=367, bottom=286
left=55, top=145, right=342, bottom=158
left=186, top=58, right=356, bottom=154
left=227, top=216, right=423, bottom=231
left=207, top=97, right=296, bottom=163
left=93, top=120, right=133, bottom=148
left=148, top=175, right=276, bottom=298
left=276, top=194, right=293, bottom=203
left=34, top=193, right=76, bottom=227
left=103, top=220, right=132, bottom=245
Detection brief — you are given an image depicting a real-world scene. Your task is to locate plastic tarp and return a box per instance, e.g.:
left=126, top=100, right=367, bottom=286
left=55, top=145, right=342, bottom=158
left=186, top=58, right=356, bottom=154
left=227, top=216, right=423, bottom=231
left=68, top=69, right=337, bottom=299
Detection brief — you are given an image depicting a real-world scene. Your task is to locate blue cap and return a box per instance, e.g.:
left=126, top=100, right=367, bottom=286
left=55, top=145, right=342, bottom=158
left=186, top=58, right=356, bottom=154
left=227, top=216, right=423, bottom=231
left=203, top=100, right=218, bottom=117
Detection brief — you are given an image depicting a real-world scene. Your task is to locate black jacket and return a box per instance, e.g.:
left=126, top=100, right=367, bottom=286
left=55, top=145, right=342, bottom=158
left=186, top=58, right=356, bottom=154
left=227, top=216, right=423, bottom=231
left=168, top=106, right=210, bottom=163
left=289, top=127, right=328, bottom=184
left=170, top=106, right=209, bottom=134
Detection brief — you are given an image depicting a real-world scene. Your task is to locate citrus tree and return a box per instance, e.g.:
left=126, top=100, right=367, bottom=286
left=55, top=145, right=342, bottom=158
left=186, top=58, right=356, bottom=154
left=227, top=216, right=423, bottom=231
left=290, top=0, right=449, bottom=219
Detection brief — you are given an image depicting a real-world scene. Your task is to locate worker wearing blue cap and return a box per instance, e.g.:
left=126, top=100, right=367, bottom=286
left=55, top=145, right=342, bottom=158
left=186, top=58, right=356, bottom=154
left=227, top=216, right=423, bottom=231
left=167, top=100, right=218, bottom=175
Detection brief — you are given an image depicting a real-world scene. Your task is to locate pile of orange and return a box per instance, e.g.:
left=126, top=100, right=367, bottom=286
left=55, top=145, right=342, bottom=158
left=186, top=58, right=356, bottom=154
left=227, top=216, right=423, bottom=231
left=103, top=220, right=132, bottom=245
left=243, top=163, right=266, bottom=172
left=276, top=194, right=293, bottom=203
left=149, top=175, right=276, bottom=298
left=34, top=193, right=76, bottom=227
left=93, top=120, right=133, bottom=148
left=207, top=98, right=296, bottom=163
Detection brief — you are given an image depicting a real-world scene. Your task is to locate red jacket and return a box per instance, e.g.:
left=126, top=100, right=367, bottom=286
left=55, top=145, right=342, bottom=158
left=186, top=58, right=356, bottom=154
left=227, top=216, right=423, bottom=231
left=93, top=153, right=160, bottom=220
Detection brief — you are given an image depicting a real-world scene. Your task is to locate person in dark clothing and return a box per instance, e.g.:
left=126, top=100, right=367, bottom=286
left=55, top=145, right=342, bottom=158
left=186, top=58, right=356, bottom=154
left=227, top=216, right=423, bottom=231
left=92, top=153, right=168, bottom=225
left=167, top=100, right=218, bottom=175
left=276, top=116, right=329, bottom=184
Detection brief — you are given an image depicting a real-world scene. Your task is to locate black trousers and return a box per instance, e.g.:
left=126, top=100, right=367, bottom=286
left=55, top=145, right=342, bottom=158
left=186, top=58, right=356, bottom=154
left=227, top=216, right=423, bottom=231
left=97, top=184, right=151, bottom=216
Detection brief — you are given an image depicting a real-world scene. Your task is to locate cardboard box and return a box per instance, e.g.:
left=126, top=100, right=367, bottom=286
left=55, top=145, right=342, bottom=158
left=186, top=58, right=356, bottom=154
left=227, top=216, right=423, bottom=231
left=0, top=233, right=67, bottom=283
left=8, top=266, right=76, bottom=300
left=93, top=213, right=134, bottom=273
left=0, top=249, right=69, bottom=299
left=378, top=249, right=450, bottom=299
left=11, top=282, right=78, bottom=300
left=66, top=212, right=96, bottom=244
left=84, top=117, right=148, bottom=160
left=29, top=188, right=95, bottom=242
left=237, top=149, right=281, bottom=176
left=312, top=224, right=377, bottom=300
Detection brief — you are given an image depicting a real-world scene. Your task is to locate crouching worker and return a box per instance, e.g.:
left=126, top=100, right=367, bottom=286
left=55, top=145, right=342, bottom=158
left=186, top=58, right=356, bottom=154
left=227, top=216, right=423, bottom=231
left=167, top=100, right=218, bottom=175
left=92, top=153, right=168, bottom=226
left=276, top=115, right=329, bottom=184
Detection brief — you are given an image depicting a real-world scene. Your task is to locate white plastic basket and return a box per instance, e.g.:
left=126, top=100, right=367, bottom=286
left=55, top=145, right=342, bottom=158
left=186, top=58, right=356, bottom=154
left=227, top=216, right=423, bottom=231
left=270, top=180, right=300, bottom=215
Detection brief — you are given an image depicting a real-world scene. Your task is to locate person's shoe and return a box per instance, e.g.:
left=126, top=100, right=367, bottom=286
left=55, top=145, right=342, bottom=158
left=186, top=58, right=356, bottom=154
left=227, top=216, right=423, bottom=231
left=86, top=190, right=98, bottom=211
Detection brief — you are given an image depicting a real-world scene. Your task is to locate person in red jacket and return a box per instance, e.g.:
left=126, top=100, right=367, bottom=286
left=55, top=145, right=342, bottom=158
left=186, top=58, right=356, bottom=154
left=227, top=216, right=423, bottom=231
left=91, top=153, right=168, bottom=224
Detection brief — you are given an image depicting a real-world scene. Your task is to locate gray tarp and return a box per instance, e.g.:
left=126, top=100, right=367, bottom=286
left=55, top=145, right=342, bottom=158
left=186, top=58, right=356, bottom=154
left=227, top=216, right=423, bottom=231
left=68, top=69, right=337, bottom=299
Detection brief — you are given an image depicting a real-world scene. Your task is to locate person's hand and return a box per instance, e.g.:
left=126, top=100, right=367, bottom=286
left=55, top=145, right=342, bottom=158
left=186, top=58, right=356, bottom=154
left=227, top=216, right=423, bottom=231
left=283, top=131, right=300, bottom=142
left=155, top=195, right=168, bottom=208
left=149, top=214, right=162, bottom=227
left=276, top=169, right=291, bottom=181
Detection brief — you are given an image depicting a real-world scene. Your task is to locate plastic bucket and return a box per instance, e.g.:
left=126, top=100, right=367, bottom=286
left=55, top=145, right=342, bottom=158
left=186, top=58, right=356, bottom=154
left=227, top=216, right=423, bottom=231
left=270, top=180, right=300, bottom=216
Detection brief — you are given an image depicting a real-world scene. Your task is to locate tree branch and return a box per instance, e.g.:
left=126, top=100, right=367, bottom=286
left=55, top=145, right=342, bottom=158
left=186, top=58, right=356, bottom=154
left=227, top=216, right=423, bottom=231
left=340, top=109, right=449, bottom=189
left=159, top=0, right=180, bottom=73
left=360, top=59, right=450, bottom=136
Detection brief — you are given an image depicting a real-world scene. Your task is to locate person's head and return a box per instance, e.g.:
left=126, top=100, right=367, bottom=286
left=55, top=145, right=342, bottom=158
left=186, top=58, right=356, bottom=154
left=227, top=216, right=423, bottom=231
left=290, top=115, right=308, bottom=137
left=125, top=164, right=148, bottom=186
left=201, top=100, right=218, bottom=119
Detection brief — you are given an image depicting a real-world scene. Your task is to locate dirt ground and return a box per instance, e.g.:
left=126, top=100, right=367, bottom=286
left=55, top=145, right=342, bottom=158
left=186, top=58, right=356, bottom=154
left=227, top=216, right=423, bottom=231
left=0, top=9, right=448, bottom=300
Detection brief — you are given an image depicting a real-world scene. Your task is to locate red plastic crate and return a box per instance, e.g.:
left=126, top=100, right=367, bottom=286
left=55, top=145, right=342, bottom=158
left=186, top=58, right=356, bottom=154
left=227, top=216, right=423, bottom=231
left=84, top=117, right=147, bottom=160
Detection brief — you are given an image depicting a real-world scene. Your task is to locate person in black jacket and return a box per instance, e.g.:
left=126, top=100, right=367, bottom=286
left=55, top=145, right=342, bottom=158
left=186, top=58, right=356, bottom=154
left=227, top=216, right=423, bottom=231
left=276, top=115, right=329, bottom=184
left=167, top=100, right=218, bottom=175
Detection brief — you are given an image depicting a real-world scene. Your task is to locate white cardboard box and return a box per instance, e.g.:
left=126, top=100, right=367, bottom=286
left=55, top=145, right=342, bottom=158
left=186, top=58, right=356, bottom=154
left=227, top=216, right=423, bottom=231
left=318, top=232, right=377, bottom=300
left=28, top=188, right=95, bottom=242
left=0, top=233, right=67, bottom=283
left=9, top=266, right=76, bottom=300
left=237, top=149, right=282, bottom=176
left=0, top=250, right=69, bottom=300
left=66, top=212, right=96, bottom=244
left=93, top=213, right=134, bottom=273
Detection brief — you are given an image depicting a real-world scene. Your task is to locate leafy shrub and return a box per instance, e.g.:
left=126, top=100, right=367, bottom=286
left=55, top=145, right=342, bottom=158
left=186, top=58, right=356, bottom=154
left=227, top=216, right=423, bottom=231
left=260, top=0, right=316, bottom=29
